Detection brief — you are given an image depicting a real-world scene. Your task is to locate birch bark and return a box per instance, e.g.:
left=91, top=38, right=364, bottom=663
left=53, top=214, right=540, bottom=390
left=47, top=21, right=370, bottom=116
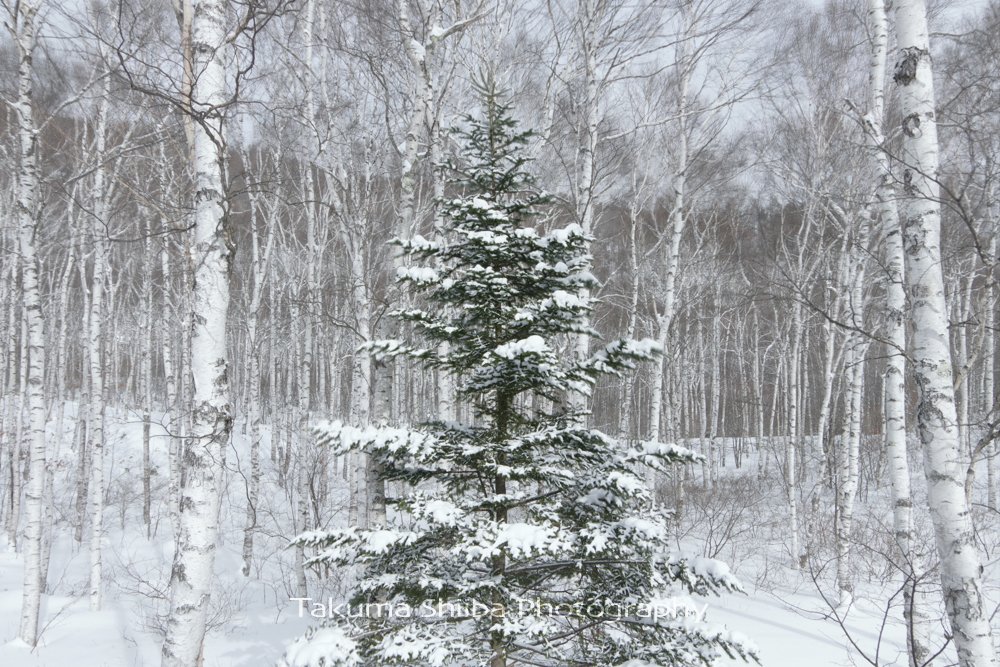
left=618, top=197, right=641, bottom=438
left=0, top=269, right=16, bottom=545
left=648, top=31, right=690, bottom=443
left=161, top=225, right=181, bottom=533
left=161, top=0, right=233, bottom=662
left=331, top=157, right=377, bottom=525
left=787, top=301, right=802, bottom=569
left=986, top=233, right=997, bottom=511
left=568, top=0, right=602, bottom=418
left=142, top=214, right=153, bottom=537
left=866, top=1, right=929, bottom=662
left=709, top=290, right=722, bottom=488
left=240, top=151, right=276, bottom=577
left=290, top=297, right=309, bottom=596
left=10, top=0, right=49, bottom=647
left=893, top=2, right=996, bottom=664
left=6, top=275, right=24, bottom=549
left=836, top=337, right=864, bottom=610
left=88, top=84, right=111, bottom=611
left=53, top=237, right=76, bottom=462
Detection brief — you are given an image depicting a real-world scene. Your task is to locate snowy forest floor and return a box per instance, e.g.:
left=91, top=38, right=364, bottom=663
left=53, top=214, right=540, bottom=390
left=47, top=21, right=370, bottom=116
left=0, top=403, right=996, bottom=666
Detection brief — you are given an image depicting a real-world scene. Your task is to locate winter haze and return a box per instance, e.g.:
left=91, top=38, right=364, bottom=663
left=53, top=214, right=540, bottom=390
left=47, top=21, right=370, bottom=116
left=1, top=0, right=999, bottom=666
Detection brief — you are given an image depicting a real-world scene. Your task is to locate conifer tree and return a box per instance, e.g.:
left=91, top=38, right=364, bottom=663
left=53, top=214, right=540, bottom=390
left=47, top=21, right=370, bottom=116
left=282, top=76, right=756, bottom=667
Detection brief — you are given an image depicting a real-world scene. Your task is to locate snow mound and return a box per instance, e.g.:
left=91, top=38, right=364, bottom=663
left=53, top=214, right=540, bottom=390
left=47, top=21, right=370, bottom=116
left=494, top=335, right=548, bottom=359
left=280, top=626, right=360, bottom=667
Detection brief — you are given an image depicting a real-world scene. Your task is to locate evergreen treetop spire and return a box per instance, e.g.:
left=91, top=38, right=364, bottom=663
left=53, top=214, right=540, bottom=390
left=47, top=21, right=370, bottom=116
left=446, top=72, right=537, bottom=198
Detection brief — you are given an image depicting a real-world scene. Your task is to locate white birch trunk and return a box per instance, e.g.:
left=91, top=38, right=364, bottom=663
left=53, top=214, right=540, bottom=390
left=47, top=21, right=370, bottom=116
left=814, top=317, right=840, bottom=479
left=619, top=199, right=641, bottom=438
left=697, top=353, right=709, bottom=486
left=88, top=82, right=111, bottom=612
left=955, top=279, right=972, bottom=466
left=431, top=121, right=455, bottom=424
left=161, top=0, right=233, bottom=662
left=161, top=227, right=181, bottom=534
left=866, top=1, right=931, bottom=661
left=6, top=283, right=24, bottom=548
left=268, top=260, right=280, bottom=462
left=787, top=303, right=802, bottom=569
left=648, top=330, right=668, bottom=443
left=836, top=210, right=870, bottom=607
left=709, top=296, right=722, bottom=488
left=74, top=271, right=91, bottom=544
left=142, top=214, right=153, bottom=537
left=12, top=0, right=48, bottom=646
left=568, top=0, right=601, bottom=418
left=836, top=337, right=864, bottom=610
left=397, top=0, right=426, bottom=242
left=334, top=169, right=378, bottom=524
left=986, top=231, right=997, bottom=511
left=53, top=240, right=76, bottom=462
left=300, top=0, right=320, bottom=505
left=240, top=152, right=275, bottom=577
left=290, top=298, right=309, bottom=597
left=893, top=3, right=997, bottom=664
left=649, top=14, right=692, bottom=443
left=1, top=270, right=16, bottom=545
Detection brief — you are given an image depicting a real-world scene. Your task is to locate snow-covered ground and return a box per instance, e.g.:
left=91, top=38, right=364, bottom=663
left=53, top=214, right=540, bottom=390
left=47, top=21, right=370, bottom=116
left=0, top=408, right=987, bottom=666
left=0, top=545, right=912, bottom=666
left=0, top=538, right=312, bottom=666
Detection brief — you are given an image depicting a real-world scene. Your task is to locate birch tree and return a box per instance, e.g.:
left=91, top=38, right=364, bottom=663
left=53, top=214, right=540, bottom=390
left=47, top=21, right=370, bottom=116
left=238, top=144, right=278, bottom=577
left=4, top=0, right=49, bottom=647
left=861, top=0, right=931, bottom=662
left=892, top=2, right=997, bottom=664
left=392, top=0, right=483, bottom=427
left=87, top=76, right=112, bottom=612
left=553, top=0, right=664, bottom=417
left=645, top=0, right=764, bottom=442
left=161, top=0, right=235, bottom=662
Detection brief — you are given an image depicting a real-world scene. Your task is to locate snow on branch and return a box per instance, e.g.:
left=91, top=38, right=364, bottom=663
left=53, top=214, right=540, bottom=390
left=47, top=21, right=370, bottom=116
left=396, top=265, right=440, bottom=286
left=582, top=337, right=662, bottom=377
left=662, top=552, right=746, bottom=596
left=361, top=339, right=432, bottom=363
left=623, top=439, right=703, bottom=473
left=493, top=335, right=549, bottom=359
left=394, top=234, right=441, bottom=254
left=312, top=420, right=437, bottom=459
left=295, top=526, right=419, bottom=564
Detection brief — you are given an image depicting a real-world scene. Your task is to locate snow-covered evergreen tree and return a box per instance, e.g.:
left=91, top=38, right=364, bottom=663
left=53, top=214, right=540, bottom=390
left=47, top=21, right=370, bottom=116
left=282, top=77, right=756, bottom=667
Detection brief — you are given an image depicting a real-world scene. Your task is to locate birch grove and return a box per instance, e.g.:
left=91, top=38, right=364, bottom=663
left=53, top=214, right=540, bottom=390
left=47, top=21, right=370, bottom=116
left=0, top=0, right=998, bottom=665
